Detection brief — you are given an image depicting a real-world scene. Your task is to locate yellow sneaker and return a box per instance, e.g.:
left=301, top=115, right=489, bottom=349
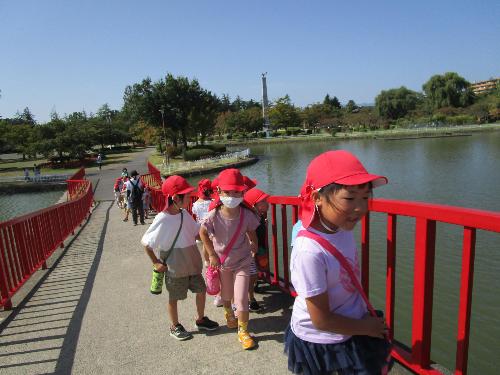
left=238, top=330, right=256, bottom=350
left=225, top=312, right=238, bottom=329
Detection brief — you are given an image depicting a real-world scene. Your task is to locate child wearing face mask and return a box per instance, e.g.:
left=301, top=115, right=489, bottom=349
left=199, top=169, right=261, bottom=350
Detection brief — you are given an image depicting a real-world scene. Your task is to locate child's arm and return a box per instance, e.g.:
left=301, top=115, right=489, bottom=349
left=199, top=225, right=219, bottom=267
left=306, top=292, right=386, bottom=338
left=144, top=245, right=167, bottom=273
left=246, top=230, right=258, bottom=255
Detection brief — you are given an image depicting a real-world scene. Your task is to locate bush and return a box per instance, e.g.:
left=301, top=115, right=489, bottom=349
left=258, top=131, right=266, bottom=138
left=287, top=127, right=302, bottom=135
left=226, top=134, right=232, bottom=140
left=184, top=148, right=216, bottom=161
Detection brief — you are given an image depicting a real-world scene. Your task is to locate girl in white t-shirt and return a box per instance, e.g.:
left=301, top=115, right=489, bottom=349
left=285, top=150, right=392, bottom=375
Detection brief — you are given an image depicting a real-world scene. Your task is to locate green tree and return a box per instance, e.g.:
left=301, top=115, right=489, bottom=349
left=422, top=72, right=475, bottom=109
left=323, top=94, right=341, bottom=109
left=268, top=95, right=301, bottom=130
left=345, top=100, right=358, bottom=113
left=375, top=87, right=421, bottom=119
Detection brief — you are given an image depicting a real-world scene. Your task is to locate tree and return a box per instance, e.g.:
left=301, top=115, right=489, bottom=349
left=422, top=72, right=475, bottom=109
left=375, top=87, right=421, bottom=119
left=323, top=94, right=341, bottom=109
left=268, top=95, right=301, bottom=130
left=345, top=100, right=358, bottom=113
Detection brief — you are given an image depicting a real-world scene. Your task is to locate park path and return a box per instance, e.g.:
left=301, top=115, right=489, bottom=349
left=0, top=148, right=293, bottom=374
left=0, top=147, right=409, bottom=374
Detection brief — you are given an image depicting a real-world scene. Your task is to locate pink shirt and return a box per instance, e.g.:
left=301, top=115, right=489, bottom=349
left=290, top=226, right=367, bottom=344
left=202, top=207, right=260, bottom=271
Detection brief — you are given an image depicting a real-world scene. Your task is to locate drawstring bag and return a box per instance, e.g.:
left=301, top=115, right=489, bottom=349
left=205, top=208, right=245, bottom=295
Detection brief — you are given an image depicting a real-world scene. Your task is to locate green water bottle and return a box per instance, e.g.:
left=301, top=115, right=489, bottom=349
left=150, top=266, right=165, bottom=295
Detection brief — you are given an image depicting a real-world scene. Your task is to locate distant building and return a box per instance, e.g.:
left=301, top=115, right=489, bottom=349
left=470, top=78, right=499, bottom=95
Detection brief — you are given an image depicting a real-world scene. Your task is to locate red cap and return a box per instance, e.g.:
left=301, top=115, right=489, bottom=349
left=244, top=188, right=270, bottom=207
left=217, top=168, right=247, bottom=192
left=161, top=175, right=195, bottom=198
left=243, top=176, right=257, bottom=190
left=197, top=178, right=212, bottom=198
left=299, top=150, right=388, bottom=228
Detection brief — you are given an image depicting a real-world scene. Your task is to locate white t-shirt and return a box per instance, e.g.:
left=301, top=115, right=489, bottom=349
left=290, top=226, right=367, bottom=344
left=141, top=210, right=202, bottom=277
left=192, top=199, right=211, bottom=223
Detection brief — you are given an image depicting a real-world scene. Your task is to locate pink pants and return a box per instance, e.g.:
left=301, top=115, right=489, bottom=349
left=219, top=267, right=250, bottom=312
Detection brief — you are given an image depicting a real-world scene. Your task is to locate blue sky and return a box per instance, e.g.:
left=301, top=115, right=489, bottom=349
left=1, top=0, right=499, bottom=123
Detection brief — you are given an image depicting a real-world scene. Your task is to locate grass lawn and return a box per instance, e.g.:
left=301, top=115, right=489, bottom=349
left=0, top=147, right=147, bottom=177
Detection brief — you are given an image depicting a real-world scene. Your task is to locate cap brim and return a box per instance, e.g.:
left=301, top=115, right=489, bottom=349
left=176, top=186, right=195, bottom=195
left=218, top=184, right=246, bottom=192
left=335, top=173, right=388, bottom=188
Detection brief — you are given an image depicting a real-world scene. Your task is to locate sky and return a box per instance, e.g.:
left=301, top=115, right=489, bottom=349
left=0, top=0, right=499, bottom=123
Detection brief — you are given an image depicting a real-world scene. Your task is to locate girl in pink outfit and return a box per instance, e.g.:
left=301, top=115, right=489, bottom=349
left=200, top=168, right=260, bottom=350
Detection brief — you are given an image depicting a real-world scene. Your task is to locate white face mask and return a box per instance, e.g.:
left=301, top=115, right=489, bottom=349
left=220, top=196, right=243, bottom=209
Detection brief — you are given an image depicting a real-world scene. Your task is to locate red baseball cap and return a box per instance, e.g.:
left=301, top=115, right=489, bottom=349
left=299, top=150, right=388, bottom=228
left=244, top=188, right=270, bottom=207
left=217, top=168, right=247, bottom=192
left=197, top=178, right=212, bottom=198
left=161, top=175, right=195, bottom=198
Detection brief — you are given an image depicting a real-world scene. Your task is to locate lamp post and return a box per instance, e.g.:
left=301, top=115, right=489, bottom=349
left=159, top=109, right=169, bottom=166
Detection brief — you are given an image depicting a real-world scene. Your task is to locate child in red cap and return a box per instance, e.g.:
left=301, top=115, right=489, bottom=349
left=141, top=175, right=219, bottom=341
left=285, top=150, right=392, bottom=374
left=192, top=179, right=213, bottom=224
left=244, top=187, right=271, bottom=311
left=199, top=168, right=261, bottom=350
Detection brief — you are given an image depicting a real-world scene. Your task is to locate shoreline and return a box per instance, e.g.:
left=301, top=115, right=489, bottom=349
left=159, top=156, right=259, bottom=178
left=222, top=123, right=500, bottom=147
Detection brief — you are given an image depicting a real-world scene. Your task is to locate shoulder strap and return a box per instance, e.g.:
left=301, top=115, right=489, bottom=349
left=297, top=230, right=376, bottom=317
left=220, top=208, right=245, bottom=265
left=162, top=210, right=184, bottom=265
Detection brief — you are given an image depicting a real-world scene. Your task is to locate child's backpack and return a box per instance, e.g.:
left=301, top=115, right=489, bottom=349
left=129, top=180, right=143, bottom=207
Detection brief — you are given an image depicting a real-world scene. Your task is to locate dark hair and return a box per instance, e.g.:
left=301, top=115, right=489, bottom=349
left=202, top=189, right=213, bottom=199
left=168, top=194, right=185, bottom=206
left=318, top=182, right=373, bottom=202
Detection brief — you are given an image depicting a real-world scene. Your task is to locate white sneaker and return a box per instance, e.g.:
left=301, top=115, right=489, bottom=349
left=213, top=295, right=223, bottom=307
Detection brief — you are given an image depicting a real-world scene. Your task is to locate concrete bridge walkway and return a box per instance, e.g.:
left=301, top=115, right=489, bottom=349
left=0, top=148, right=294, bottom=374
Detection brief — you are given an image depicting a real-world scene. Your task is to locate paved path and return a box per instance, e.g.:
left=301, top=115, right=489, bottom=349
left=0, top=148, right=410, bottom=374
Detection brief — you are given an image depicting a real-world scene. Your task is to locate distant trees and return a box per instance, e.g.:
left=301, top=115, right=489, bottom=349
left=422, top=72, right=475, bottom=109
left=375, top=86, right=422, bottom=119
left=268, top=95, right=301, bottom=131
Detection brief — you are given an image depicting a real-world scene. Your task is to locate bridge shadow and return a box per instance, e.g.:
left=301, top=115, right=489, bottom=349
left=0, top=201, right=112, bottom=374
left=250, top=284, right=294, bottom=344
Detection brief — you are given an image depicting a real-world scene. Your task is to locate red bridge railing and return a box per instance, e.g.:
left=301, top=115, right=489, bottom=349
left=266, top=195, right=500, bottom=375
left=140, top=163, right=500, bottom=374
left=0, top=178, right=93, bottom=310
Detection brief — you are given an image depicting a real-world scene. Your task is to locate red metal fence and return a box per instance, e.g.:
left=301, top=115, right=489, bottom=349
left=139, top=162, right=500, bottom=374
left=267, top=195, right=500, bottom=375
left=0, top=178, right=93, bottom=310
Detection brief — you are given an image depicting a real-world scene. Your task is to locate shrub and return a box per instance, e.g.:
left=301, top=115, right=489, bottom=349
left=258, top=131, right=266, bottom=138
left=226, top=134, right=232, bottom=140
left=184, top=148, right=215, bottom=161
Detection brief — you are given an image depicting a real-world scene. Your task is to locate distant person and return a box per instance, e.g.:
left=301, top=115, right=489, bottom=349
left=97, top=153, right=102, bottom=170
left=284, top=150, right=392, bottom=375
left=24, top=168, right=30, bottom=182
left=142, top=186, right=152, bottom=219
left=121, top=167, right=129, bottom=178
left=126, top=170, right=145, bottom=225
left=141, top=175, right=219, bottom=340
left=114, top=176, right=125, bottom=208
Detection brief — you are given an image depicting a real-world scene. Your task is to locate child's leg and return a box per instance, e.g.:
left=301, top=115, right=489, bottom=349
left=167, top=299, right=179, bottom=326
left=219, top=268, right=238, bottom=328
left=248, top=274, right=258, bottom=301
left=195, top=292, right=206, bottom=320
left=233, top=270, right=250, bottom=326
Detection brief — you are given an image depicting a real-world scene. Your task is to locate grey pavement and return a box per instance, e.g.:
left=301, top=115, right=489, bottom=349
left=0, top=148, right=410, bottom=374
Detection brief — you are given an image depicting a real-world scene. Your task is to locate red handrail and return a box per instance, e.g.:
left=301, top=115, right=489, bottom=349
left=0, top=179, right=93, bottom=310
left=266, top=195, right=500, bottom=375
left=68, top=167, right=85, bottom=181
